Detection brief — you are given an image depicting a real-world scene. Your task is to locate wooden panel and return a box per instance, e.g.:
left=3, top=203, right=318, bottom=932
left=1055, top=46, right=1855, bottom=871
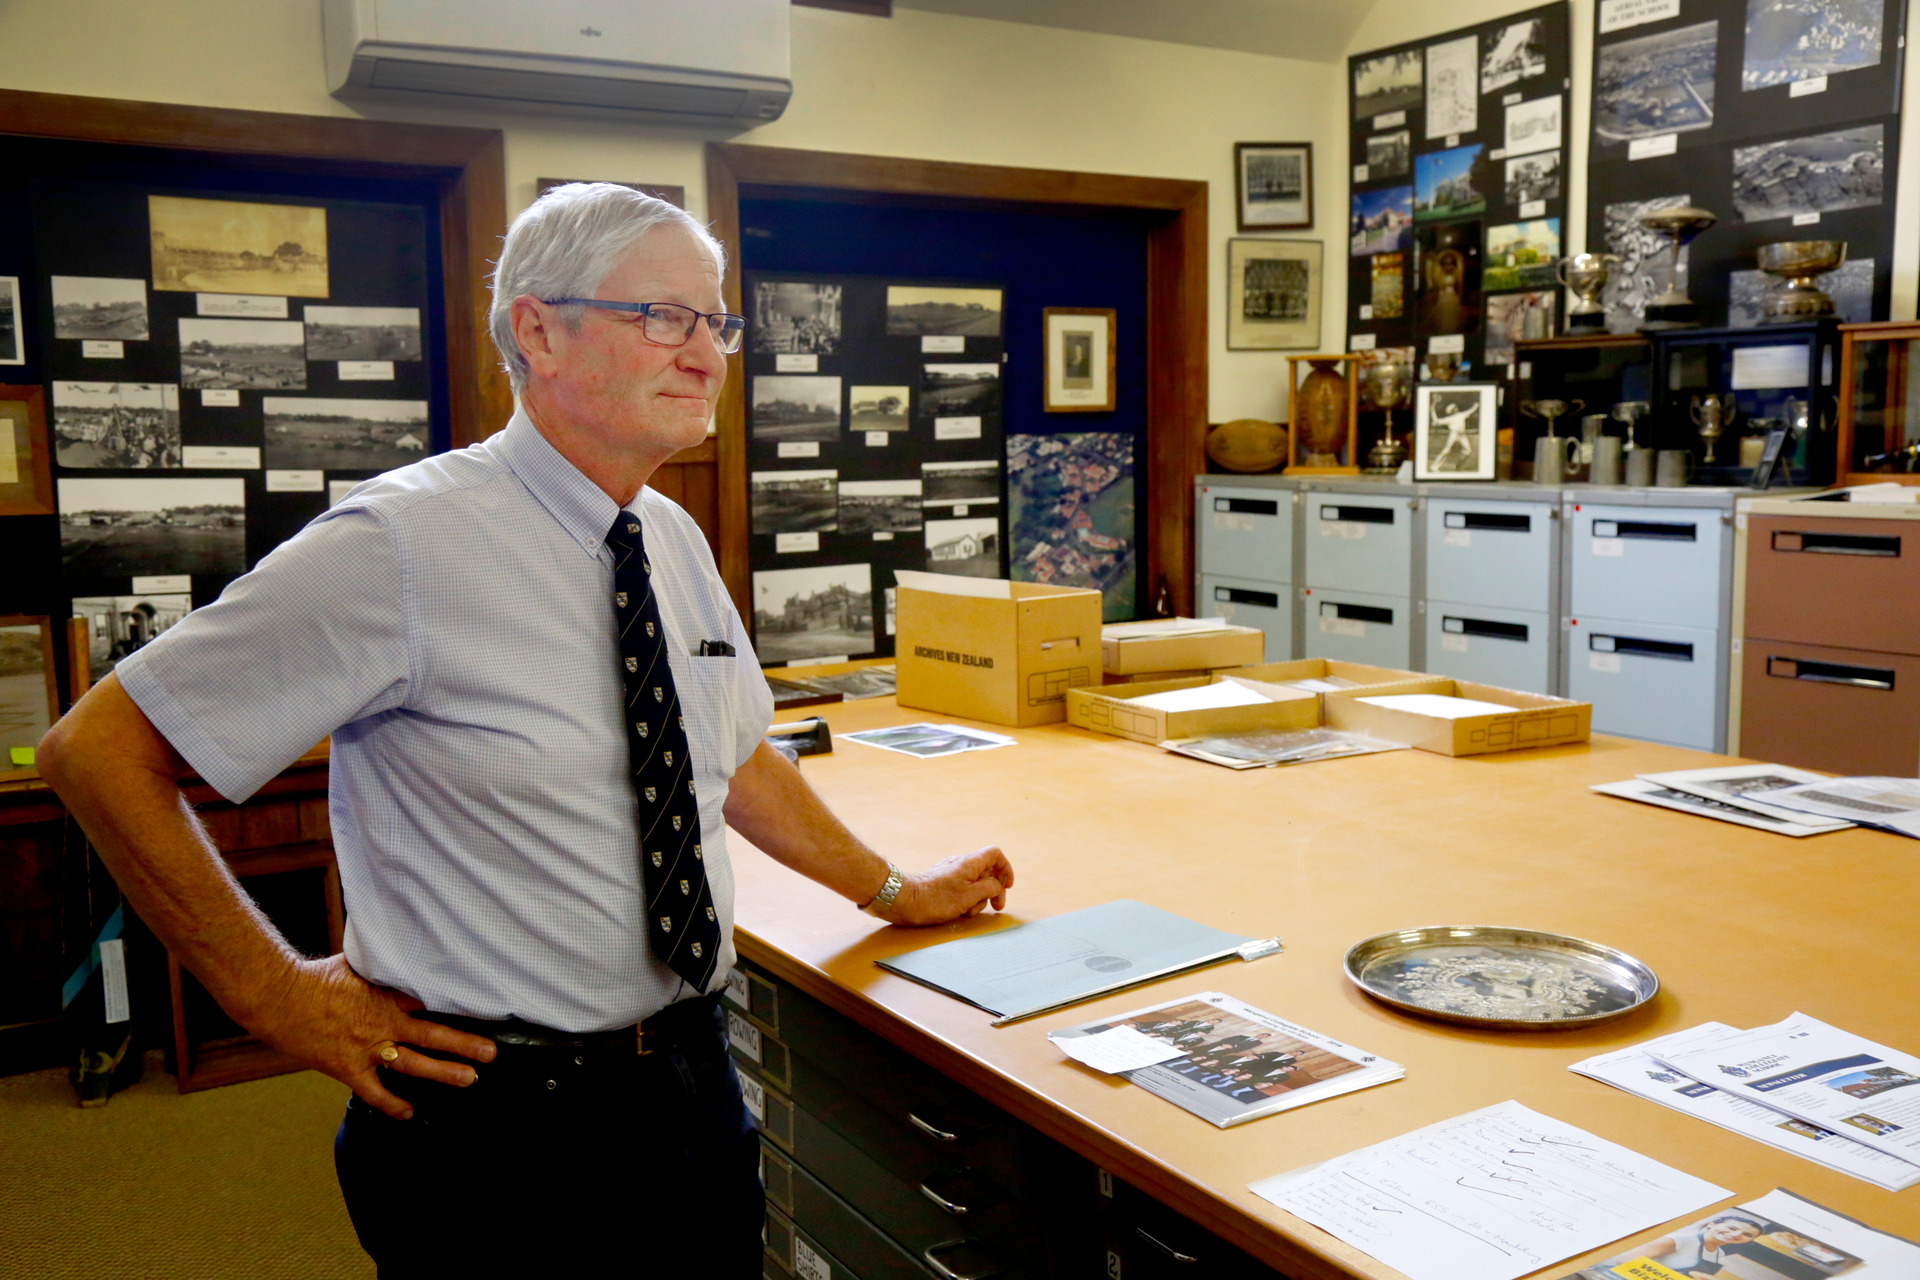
left=0, top=823, right=66, bottom=1027
left=237, top=800, right=302, bottom=851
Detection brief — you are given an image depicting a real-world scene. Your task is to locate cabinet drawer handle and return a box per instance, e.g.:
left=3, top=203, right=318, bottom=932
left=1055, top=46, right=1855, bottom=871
left=1445, top=510, right=1531, bottom=532
left=920, top=1181, right=971, bottom=1216
left=1215, top=497, right=1279, bottom=516
left=1766, top=656, right=1895, bottom=690
left=1590, top=634, right=1693, bottom=662
left=1216, top=586, right=1280, bottom=609
left=923, top=1240, right=1000, bottom=1280
left=1593, top=519, right=1697, bottom=542
left=1443, top=616, right=1529, bottom=642
left=1135, top=1228, right=1200, bottom=1264
left=1321, top=601, right=1394, bottom=625
left=909, top=1112, right=959, bottom=1142
left=1771, top=530, right=1901, bottom=556
left=1321, top=504, right=1395, bottom=524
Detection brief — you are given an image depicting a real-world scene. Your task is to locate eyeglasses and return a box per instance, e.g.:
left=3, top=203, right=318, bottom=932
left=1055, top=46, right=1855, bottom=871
left=544, top=298, right=748, bottom=354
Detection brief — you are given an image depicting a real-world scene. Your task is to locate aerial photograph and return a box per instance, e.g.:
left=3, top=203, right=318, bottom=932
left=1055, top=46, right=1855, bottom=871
left=1593, top=21, right=1719, bottom=143
left=1008, top=431, right=1135, bottom=620
left=1743, top=0, right=1881, bottom=90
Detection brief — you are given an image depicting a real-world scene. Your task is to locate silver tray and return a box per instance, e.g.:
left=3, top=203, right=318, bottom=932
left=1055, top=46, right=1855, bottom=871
left=1343, top=926, right=1659, bottom=1030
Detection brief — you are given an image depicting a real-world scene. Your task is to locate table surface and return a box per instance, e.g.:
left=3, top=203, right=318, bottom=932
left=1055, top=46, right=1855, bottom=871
left=730, top=696, right=1920, bottom=1280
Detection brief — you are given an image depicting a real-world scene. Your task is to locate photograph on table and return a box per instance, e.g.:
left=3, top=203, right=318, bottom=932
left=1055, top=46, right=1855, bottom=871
left=51, top=276, right=148, bottom=341
left=751, top=469, right=838, bottom=536
left=0, top=386, right=53, bottom=516
left=303, top=306, right=422, bottom=361
left=1414, top=382, right=1498, bottom=480
left=1592, top=21, right=1718, bottom=145
left=1353, top=48, right=1423, bottom=120
left=918, top=364, right=1000, bottom=419
left=71, top=594, right=192, bottom=686
left=922, top=459, right=1000, bottom=512
left=1425, top=35, right=1479, bottom=139
left=1729, top=258, right=1873, bottom=325
left=842, top=722, right=1014, bottom=760
left=52, top=381, right=181, bottom=469
left=1743, top=0, right=1883, bottom=90
left=751, top=280, right=843, bottom=355
left=178, top=318, right=307, bottom=391
left=1414, top=144, right=1486, bottom=220
left=751, top=562, right=874, bottom=665
left=1083, top=997, right=1367, bottom=1109
left=752, top=375, right=843, bottom=443
left=836, top=479, right=922, bottom=535
left=849, top=385, right=910, bottom=432
left=1504, top=94, right=1562, bottom=158
left=1731, top=124, right=1884, bottom=222
left=1485, top=290, right=1556, bottom=366
left=1370, top=252, right=1405, bottom=320
left=1415, top=219, right=1483, bottom=336
left=1008, top=432, right=1135, bottom=620
left=1227, top=240, right=1322, bottom=352
left=1235, top=142, right=1313, bottom=231
left=1601, top=194, right=1692, bottom=333
left=262, top=397, right=429, bottom=471
left=1481, top=16, right=1548, bottom=91
left=1366, top=129, right=1411, bottom=179
left=1564, top=1205, right=1861, bottom=1280
left=0, top=617, right=57, bottom=782
left=1505, top=151, right=1561, bottom=207
left=1350, top=187, right=1413, bottom=256
left=884, top=285, right=1002, bottom=338
left=58, top=475, right=245, bottom=580
left=0, top=277, right=20, bottom=364
left=149, top=194, right=329, bottom=298
left=1044, top=307, right=1117, bottom=410
left=923, top=515, right=1001, bottom=579
left=1484, top=219, right=1561, bottom=291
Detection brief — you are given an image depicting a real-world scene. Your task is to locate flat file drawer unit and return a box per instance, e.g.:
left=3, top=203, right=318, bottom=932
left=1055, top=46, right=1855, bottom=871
left=1425, top=603, right=1553, bottom=695
left=1199, top=574, right=1293, bottom=663
left=1568, top=615, right=1722, bottom=750
left=1304, top=492, right=1413, bottom=594
left=1097, top=1174, right=1286, bottom=1280
left=1197, top=483, right=1292, bottom=583
left=1424, top=499, right=1555, bottom=613
left=1303, top=587, right=1412, bottom=669
left=1569, top=502, right=1726, bottom=631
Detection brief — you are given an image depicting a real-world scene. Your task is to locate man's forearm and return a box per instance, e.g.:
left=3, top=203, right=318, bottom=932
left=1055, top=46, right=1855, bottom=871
left=722, top=741, right=889, bottom=905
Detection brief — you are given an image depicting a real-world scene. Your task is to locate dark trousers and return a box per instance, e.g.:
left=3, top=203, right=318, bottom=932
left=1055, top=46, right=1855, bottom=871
left=334, top=999, right=764, bottom=1277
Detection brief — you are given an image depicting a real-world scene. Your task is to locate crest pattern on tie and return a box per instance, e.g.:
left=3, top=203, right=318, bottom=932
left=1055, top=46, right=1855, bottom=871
left=606, top=511, right=720, bottom=991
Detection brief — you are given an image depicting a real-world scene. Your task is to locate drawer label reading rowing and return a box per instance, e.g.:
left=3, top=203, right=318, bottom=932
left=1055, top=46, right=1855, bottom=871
left=738, top=1070, right=765, bottom=1122
left=727, top=1010, right=762, bottom=1063
left=725, top=967, right=750, bottom=1009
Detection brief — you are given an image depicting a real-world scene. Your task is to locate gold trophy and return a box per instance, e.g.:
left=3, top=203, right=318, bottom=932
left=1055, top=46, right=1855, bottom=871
left=1638, top=206, right=1718, bottom=328
left=1691, top=393, right=1737, bottom=465
left=1361, top=358, right=1412, bottom=474
left=1555, top=253, right=1619, bottom=332
left=1755, top=240, right=1847, bottom=322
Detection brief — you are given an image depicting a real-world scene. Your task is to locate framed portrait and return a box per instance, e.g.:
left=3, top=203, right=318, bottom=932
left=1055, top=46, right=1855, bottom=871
left=1043, top=307, right=1116, bottom=412
left=0, top=385, right=53, bottom=516
left=1414, top=382, right=1498, bottom=481
left=1235, top=142, right=1313, bottom=231
left=1227, top=239, right=1322, bottom=351
left=0, top=616, right=58, bottom=781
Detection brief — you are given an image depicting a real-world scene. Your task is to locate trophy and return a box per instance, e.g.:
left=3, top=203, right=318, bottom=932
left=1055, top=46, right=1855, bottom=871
left=1637, top=206, right=1718, bottom=328
left=1361, top=358, right=1412, bottom=474
left=1521, top=399, right=1584, bottom=484
left=1755, top=241, right=1847, bottom=322
left=1612, top=401, right=1650, bottom=454
left=1555, top=253, right=1619, bottom=332
left=1520, top=398, right=1583, bottom=439
left=1425, top=351, right=1462, bottom=383
left=1691, top=393, right=1737, bottom=465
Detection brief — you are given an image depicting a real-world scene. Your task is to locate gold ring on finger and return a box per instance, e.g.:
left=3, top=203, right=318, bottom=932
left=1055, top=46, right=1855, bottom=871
left=373, top=1040, right=401, bottom=1065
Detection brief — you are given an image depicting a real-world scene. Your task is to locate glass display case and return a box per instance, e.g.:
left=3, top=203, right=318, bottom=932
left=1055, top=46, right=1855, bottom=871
left=1837, top=320, right=1920, bottom=486
left=1511, top=334, right=1653, bottom=480
left=1650, top=320, right=1840, bottom=487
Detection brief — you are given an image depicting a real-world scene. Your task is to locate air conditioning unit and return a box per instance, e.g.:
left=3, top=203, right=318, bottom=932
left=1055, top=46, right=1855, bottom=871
left=323, top=0, right=792, bottom=125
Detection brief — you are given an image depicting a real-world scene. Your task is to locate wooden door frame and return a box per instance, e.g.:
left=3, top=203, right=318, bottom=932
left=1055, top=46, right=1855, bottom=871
left=0, top=88, right=511, bottom=447
left=705, top=142, right=1207, bottom=620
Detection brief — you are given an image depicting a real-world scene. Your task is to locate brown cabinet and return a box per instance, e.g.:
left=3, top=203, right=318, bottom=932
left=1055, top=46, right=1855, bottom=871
left=1739, top=642, right=1920, bottom=777
left=1746, top=515, right=1920, bottom=656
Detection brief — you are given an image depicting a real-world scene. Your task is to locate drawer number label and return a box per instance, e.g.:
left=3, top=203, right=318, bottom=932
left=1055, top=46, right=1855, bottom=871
left=738, top=1070, right=765, bottom=1122
left=725, top=967, right=750, bottom=1009
left=1444, top=529, right=1471, bottom=547
left=727, top=1010, right=762, bottom=1063
left=1320, top=521, right=1367, bottom=540
left=1591, top=537, right=1625, bottom=557
left=1213, top=512, right=1254, bottom=531
left=1590, top=651, right=1623, bottom=673
left=1320, top=616, right=1366, bottom=638
left=1442, top=634, right=1470, bottom=653
left=795, top=1236, right=831, bottom=1280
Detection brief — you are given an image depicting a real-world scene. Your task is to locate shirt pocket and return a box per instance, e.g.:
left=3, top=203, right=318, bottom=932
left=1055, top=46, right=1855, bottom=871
left=675, top=654, right=743, bottom=782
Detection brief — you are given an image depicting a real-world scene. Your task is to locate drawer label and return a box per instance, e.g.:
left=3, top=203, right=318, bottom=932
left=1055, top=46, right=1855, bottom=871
left=1591, top=537, right=1625, bottom=557
left=738, top=1070, right=765, bottom=1122
left=1213, top=512, right=1254, bottom=532
left=1320, top=616, right=1366, bottom=638
left=795, top=1236, right=831, bottom=1280
left=1320, top=521, right=1367, bottom=540
left=1589, top=651, right=1623, bottom=673
left=1441, top=633, right=1469, bottom=653
left=1444, top=528, right=1471, bottom=547
left=1216, top=602, right=1236, bottom=620
left=725, top=967, right=750, bottom=1009
left=727, top=1010, right=762, bottom=1063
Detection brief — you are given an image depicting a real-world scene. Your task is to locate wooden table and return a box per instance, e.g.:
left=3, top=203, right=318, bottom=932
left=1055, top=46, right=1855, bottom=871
left=731, top=697, right=1920, bottom=1280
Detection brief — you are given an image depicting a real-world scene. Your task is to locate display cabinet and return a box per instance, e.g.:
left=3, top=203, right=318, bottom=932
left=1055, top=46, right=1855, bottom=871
left=1836, top=320, right=1920, bottom=487
left=1649, top=320, right=1841, bottom=487
left=1511, top=334, right=1653, bottom=479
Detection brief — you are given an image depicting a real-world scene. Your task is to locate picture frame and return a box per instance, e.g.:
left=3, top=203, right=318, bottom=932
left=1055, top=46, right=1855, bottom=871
left=1235, top=142, right=1313, bottom=231
left=0, top=385, right=54, bottom=516
left=1043, top=307, right=1116, bottom=412
left=0, top=276, right=23, bottom=365
left=1413, top=382, right=1499, bottom=481
left=1227, top=239, right=1323, bottom=351
left=0, top=615, right=59, bottom=782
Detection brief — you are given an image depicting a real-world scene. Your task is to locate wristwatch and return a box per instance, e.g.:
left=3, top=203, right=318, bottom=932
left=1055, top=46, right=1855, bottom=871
left=861, top=862, right=904, bottom=916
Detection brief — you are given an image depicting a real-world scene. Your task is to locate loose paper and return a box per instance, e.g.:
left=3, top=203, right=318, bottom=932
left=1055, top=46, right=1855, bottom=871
left=1636, top=763, right=1852, bottom=830
left=1590, top=779, right=1843, bottom=837
left=1761, top=777, right=1920, bottom=838
left=1125, top=683, right=1271, bottom=713
left=1356, top=693, right=1517, bottom=718
left=1052, top=1025, right=1190, bottom=1074
left=843, top=722, right=1016, bottom=760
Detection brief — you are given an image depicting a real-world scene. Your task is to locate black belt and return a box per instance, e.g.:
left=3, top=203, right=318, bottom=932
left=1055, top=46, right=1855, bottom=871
left=424, top=993, right=724, bottom=1057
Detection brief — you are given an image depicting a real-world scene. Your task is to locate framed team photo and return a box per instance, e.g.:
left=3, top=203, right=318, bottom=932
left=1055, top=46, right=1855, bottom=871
left=1235, top=142, right=1313, bottom=231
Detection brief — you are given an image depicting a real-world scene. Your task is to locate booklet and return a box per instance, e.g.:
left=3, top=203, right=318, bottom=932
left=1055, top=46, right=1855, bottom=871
left=1570, top=1023, right=1920, bottom=1191
left=878, top=900, right=1253, bottom=1025
left=1561, top=1187, right=1920, bottom=1280
left=1590, top=779, right=1842, bottom=837
left=1762, top=777, right=1920, bottom=840
left=1655, top=1012, right=1920, bottom=1167
left=1636, top=763, right=1853, bottom=832
left=1048, top=992, right=1402, bottom=1128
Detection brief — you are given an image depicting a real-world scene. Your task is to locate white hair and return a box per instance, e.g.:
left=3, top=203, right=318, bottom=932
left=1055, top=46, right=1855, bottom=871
left=488, top=183, right=727, bottom=394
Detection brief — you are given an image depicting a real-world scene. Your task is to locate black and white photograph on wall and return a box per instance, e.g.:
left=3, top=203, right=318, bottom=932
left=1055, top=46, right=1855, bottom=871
left=262, top=396, right=430, bottom=471
left=1227, top=239, right=1322, bottom=351
left=1482, top=17, right=1549, bottom=91
left=1601, top=194, right=1692, bottom=332
left=52, top=381, right=182, bottom=469
left=71, top=593, right=192, bottom=684
left=884, top=285, right=1002, bottom=337
left=1593, top=21, right=1719, bottom=145
left=303, top=306, right=422, bottom=361
left=1504, top=94, right=1562, bottom=157
left=149, top=194, right=329, bottom=298
left=0, top=277, right=19, bottom=364
left=1350, top=187, right=1414, bottom=256
left=918, top=364, right=1000, bottom=418
left=849, top=385, right=911, bottom=432
left=1506, top=152, right=1562, bottom=206
left=1425, top=36, right=1479, bottom=139
left=1353, top=48, right=1423, bottom=120
left=751, top=470, right=838, bottom=535
left=1484, top=290, right=1556, bottom=365
left=922, top=459, right=1000, bottom=512
left=1366, top=130, right=1412, bottom=179
left=1044, top=306, right=1117, bottom=409
left=752, top=375, right=843, bottom=443
left=924, top=516, right=1001, bottom=579
left=1729, top=257, right=1874, bottom=325
left=1414, top=383, right=1497, bottom=480
left=51, top=276, right=148, bottom=341
left=178, top=318, right=307, bottom=390
left=1414, top=145, right=1486, bottom=221
left=1484, top=219, right=1561, bottom=291
left=1731, top=124, right=1884, bottom=221
left=752, top=563, right=874, bottom=664
left=837, top=479, right=923, bottom=534
left=1235, top=142, right=1313, bottom=231
left=751, top=281, right=843, bottom=355
left=58, top=476, right=245, bottom=579
left=1416, top=220, right=1483, bottom=336
left=1743, top=0, right=1884, bottom=90
left=0, top=619, right=56, bottom=781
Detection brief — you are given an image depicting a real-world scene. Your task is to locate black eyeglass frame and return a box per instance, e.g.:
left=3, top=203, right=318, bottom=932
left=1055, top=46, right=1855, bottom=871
left=542, top=298, right=748, bottom=353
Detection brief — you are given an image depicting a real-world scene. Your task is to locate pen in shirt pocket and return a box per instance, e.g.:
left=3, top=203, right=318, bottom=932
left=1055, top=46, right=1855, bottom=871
left=697, top=639, right=735, bottom=656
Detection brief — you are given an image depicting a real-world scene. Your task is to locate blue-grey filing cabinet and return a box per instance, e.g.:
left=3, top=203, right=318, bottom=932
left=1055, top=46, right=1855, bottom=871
left=1303, top=586, right=1414, bottom=668
left=1567, top=615, right=1722, bottom=750
left=1421, top=494, right=1558, bottom=693
left=1425, top=602, right=1553, bottom=693
left=1196, top=479, right=1296, bottom=661
left=1303, top=491, right=1413, bottom=594
left=1198, top=575, right=1291, bottom=662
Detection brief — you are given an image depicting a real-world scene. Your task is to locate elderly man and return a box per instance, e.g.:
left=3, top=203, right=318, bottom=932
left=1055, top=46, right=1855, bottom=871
left=38, top=183, right=1014, bottom=1275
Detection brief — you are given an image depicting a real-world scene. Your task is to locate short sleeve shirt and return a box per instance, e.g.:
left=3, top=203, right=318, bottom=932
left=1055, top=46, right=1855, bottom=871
left=117, top=410, right=774, bottom=1031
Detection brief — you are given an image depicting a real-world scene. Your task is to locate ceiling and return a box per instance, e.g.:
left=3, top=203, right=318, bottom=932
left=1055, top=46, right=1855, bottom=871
left=891, top=0, right=1375, bottom=65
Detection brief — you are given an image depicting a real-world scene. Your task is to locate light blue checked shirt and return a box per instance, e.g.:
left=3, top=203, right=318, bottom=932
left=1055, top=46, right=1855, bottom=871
left=119, top=410, right=773, bottom=1031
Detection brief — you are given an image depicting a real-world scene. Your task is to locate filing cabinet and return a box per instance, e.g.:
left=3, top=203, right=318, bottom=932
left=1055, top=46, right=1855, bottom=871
left=1567, top=502, right=1726, bottom=632
left=1196, top=480, right=1296, bottom=661
left=1198, top=575, right=1291, bottom=663
left=1423, top=494, right=1559, bottom=693
left=1302, top=587, right=1413, bottom=669
left=1567, top=615, right=1722, bottom=751
left=1095, top=1172, right=1288, bottom=1280
left=1302, top=491, right=1414, bottom=596
left=1425, top=603, right=1553, bottom=694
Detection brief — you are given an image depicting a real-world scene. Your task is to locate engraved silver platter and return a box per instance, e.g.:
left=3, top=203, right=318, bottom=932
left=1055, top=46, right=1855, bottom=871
left=1343, top=926, right=1659, bottom=1030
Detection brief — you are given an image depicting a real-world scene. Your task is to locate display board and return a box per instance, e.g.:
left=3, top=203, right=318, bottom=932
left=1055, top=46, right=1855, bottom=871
left=1585, top=0, right=1903, bottom=329
left=1347, top=3, right=1573, bottom=383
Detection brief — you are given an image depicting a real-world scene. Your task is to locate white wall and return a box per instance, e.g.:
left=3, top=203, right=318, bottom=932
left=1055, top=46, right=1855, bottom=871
left=0, top=0, right=1347, bottom=423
